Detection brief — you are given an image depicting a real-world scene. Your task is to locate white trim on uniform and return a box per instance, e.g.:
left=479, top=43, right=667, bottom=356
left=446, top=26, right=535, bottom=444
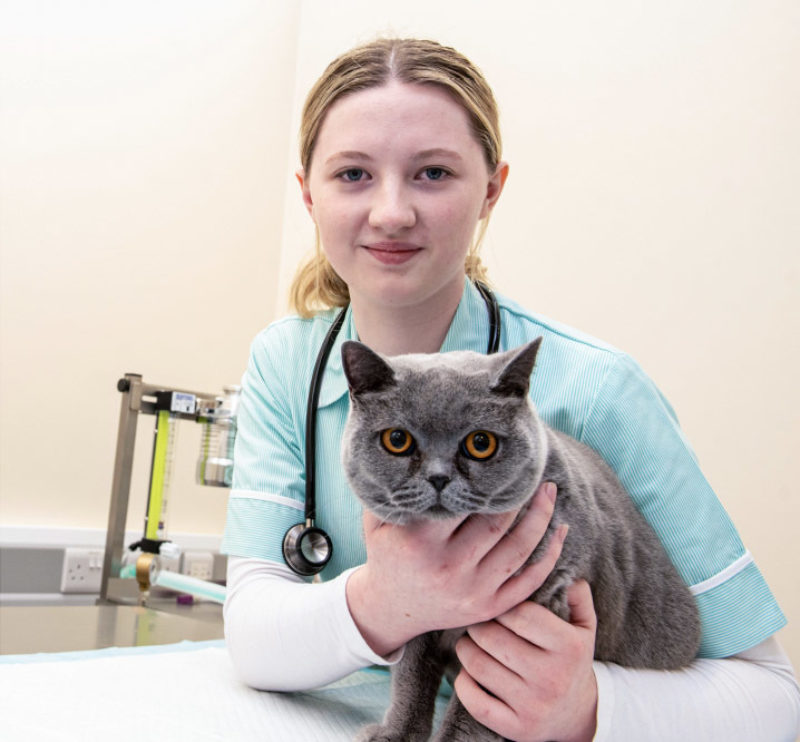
left=229, top=489, right=305, bottom=511
left=690, top=550, right=754, bottom=596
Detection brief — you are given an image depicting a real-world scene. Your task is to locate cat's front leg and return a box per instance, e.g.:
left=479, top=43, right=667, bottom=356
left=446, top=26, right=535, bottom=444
left=356, top=632, right=445, bottom=742
left=431, top=694, right=504, bottom=742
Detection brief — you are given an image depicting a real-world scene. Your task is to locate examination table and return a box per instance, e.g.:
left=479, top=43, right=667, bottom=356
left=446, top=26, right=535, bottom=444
left=0, top=602, right=444, bottom=741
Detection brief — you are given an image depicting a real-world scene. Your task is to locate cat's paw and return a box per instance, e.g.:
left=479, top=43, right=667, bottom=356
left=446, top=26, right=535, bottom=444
left=432, top=728, right=503, bottom=742
left=432, top=718, right=504, bottom=742
left=355, top=723, right=427, bottom=742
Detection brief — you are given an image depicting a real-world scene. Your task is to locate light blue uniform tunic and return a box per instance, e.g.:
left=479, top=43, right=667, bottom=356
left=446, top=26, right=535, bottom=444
left=222, top=279, right=785, bottom=658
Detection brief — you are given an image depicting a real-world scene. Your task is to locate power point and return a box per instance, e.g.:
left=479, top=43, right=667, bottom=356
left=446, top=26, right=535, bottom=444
left=181, top=551, right=214, bottom=581
left=60, top=548, right=104, bottom=593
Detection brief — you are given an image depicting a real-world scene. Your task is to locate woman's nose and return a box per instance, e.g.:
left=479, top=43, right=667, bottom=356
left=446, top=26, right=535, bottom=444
left=368, top=181, right=416, bottom=233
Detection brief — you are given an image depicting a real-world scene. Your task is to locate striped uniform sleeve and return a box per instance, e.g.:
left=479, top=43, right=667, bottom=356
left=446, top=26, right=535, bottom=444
left=580, top=352, right=786, bottom=658
left=221, top=323, right=309, bottom=563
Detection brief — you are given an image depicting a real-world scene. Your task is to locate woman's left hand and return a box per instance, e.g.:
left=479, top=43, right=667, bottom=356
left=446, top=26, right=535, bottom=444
left=454, top=579, right=599, bottom=742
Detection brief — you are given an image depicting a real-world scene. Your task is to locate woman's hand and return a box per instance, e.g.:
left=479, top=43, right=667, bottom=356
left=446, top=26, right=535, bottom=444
left=345, top=481, right=565, bottom=657
left=454, top=580, right=599, bottom=742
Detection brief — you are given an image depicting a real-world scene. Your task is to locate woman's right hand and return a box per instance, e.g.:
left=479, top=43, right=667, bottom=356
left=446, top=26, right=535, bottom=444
left=345, top=481, right=566, bottom=657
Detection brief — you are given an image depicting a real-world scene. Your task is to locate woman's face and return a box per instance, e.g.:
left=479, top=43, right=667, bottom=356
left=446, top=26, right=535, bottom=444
left=298, top=81, right=507, bottom=313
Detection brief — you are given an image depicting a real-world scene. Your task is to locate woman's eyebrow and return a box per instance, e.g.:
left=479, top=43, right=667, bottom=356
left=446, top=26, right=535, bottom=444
left=325, top=148, right=465, bottom=166
left=324, top=151, right=372, bottom=165
left=413, top=148, right=464, bottom=161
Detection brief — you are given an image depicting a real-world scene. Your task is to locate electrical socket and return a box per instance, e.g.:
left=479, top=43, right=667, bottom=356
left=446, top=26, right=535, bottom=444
left=159, top=553, right=181, bottom=573
left=181, top=550, right=214, bottom=581
left=60, top=548, right=104, bottom=593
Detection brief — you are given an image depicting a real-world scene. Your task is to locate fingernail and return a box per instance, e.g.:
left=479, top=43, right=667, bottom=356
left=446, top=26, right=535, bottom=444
left=558, top=523, right=569, bottom=542
left=545, top=482, right=557, bottom=502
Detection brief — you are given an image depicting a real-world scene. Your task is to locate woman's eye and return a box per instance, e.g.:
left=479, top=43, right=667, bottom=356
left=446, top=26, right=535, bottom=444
left=461, top=430, right=497, bottom=460
left=381, top=428, right=416, bottom=456
left=421, top=167, right=448, bottom=181
left=339, top=168, right=366, bottom=182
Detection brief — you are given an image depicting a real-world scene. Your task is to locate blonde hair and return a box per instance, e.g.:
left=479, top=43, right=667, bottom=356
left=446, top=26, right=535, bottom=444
left=290, top=38, right=502, bottom=317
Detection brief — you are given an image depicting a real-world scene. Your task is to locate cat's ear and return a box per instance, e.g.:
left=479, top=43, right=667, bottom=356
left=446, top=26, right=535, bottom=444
left=341, top=341, right=396, bottom=396
left=491, top=338, right=542, bottom=397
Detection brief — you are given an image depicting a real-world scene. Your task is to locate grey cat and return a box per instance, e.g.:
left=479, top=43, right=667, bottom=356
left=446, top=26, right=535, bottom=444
left=340, top=338, right=702, bottom=742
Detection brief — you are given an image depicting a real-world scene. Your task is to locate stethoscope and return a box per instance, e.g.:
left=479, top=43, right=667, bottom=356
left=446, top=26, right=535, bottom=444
left=282, top=281, right=501, bottom=576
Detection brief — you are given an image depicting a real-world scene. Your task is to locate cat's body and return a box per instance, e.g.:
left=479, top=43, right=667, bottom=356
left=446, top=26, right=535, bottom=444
left=340, top=339, right=701, bottom=742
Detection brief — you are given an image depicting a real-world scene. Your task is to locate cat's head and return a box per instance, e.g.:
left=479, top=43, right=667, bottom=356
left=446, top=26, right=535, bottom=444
left=340, top=339, right=547, bottom=524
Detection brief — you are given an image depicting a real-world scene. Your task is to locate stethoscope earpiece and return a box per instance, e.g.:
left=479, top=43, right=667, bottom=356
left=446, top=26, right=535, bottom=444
left=282, top=282, right=499, bottom=576
left=283, top=522, right=333, bottom=577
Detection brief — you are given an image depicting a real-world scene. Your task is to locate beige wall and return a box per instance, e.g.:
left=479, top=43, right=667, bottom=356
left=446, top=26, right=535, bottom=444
left=0, top=0, right=300, bottom=535
left=2, top=1, right=798, bottom=671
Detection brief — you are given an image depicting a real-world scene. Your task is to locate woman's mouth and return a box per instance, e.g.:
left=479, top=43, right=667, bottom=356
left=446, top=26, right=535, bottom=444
left=362, top=242, right=422, bottom=265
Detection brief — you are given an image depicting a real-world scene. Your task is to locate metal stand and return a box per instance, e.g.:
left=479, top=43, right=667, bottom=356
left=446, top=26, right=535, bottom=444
left=99, top=374, right=221, bottom=604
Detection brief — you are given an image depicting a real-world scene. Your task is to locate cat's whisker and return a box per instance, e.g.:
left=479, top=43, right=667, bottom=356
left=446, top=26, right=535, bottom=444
left=390, top=495, right=424, bottom=507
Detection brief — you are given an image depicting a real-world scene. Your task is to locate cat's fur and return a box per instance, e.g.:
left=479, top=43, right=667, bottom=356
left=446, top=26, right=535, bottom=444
left=341, top=339, right=701, bottom=742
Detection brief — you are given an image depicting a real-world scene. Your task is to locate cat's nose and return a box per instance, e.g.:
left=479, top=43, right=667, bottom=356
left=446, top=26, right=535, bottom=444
left=428, top=475, right=450, bottom=493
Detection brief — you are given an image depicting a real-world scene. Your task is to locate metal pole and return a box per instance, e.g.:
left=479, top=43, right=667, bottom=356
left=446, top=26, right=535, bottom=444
left=98, top=374, right=143, bottom=603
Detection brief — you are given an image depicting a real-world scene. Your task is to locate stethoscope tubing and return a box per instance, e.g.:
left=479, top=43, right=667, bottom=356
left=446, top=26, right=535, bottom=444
left=303, top=307, right=347, bottom=524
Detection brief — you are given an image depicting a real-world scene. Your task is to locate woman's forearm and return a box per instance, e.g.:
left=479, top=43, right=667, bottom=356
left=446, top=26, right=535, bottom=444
left=225, top=557, right=799, bottom=740
left=592, top=636, right=800, bottom=741
left=224, top=557, right=400, bottom=691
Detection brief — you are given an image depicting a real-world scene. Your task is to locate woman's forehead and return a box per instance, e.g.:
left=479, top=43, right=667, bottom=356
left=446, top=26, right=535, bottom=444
left=313, top=81, right=480, bottom=161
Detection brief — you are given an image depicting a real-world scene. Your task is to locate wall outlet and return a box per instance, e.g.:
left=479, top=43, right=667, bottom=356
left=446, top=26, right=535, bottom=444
left=181, top=550, right=214, bottom=580
left=60, top=548, right=104, bottom=593
left=159, top=553, right=181, bottom=573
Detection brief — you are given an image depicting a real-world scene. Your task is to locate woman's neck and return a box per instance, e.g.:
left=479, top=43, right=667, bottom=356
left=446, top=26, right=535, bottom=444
left=350, top=279, right=464, bottom=356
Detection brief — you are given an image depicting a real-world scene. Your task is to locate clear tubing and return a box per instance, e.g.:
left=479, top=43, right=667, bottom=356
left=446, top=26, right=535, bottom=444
left=119, top=564, right=226, bottom=604
left=153, top=570, right=226, bottom=604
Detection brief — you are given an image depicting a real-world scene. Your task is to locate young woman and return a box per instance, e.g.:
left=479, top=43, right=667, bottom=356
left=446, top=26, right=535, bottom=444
left=222, top=38, right=799, bottom=741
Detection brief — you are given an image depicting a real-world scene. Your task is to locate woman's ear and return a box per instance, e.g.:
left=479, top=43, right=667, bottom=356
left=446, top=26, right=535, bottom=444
left=479, top=161, right=510, bottom=219
left=296, top=168, right=314, bottom=218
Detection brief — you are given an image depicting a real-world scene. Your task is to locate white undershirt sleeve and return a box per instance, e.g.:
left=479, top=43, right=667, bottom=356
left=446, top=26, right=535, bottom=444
left=223, top=556, right=402, bottom=691
left=592, top=635, right=800, bottom=741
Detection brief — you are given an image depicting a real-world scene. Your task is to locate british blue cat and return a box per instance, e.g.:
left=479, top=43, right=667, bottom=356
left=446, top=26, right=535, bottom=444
left=341, top=339, right=701, bottom=742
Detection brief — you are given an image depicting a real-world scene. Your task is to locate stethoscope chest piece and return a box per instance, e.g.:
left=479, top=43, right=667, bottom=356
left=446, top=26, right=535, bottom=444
left=283, top=521, right=333, bottom=576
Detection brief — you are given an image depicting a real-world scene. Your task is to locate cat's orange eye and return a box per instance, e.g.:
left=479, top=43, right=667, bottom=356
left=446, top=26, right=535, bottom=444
left=462, top=430, right=497, bottom=460
left=381, top=428, right=415, bottom=456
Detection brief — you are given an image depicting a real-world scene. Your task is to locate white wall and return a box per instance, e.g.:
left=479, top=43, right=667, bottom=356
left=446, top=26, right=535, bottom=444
left=1, top=0, right=798, bottom=671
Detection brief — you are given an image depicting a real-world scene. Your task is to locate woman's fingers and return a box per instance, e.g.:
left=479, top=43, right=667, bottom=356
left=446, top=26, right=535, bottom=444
left=455, top=583, right=599, bottom=742
left=362, top=508, right=466, bottom=550
left=458, top=620, right=530, bottom=687
left=493, top=579, right=595, bottom=651
left=450, top=508, right=521, bottom=562
left=565, top=579, right=597, bottom=632
left=451, top=481, right=557, bottom=567
left=357, top=482, right=564, bottom=634
left=495, top=522, right=568, bottom=609
left=452, top=667, right=518, bottom=736
left=484, top=482, right=558, bottom=572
